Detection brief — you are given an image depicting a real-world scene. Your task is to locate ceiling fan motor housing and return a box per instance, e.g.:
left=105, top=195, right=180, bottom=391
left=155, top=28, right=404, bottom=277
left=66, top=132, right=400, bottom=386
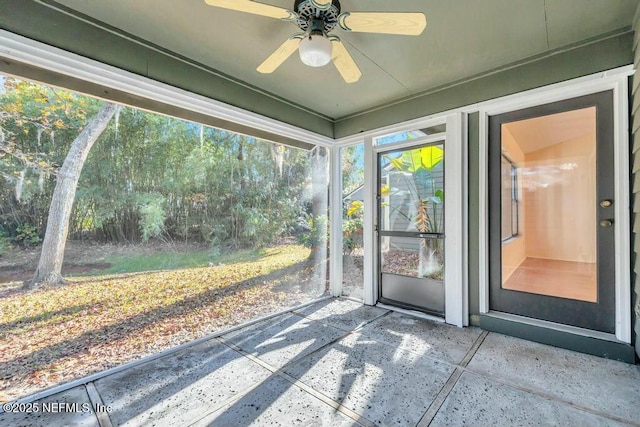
left=293, top=0, right=341, bottom=33
left=204, top=0, right=425, bottom=83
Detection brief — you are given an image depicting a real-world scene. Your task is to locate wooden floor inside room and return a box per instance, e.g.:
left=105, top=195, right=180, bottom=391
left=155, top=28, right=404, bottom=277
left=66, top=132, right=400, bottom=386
left=503, top=258, right=597, bottom=302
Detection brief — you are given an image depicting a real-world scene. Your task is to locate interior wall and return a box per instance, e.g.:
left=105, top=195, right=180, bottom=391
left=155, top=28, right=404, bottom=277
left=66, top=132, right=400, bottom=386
left=501, top=126, right=527, bottom=282
left=523, top=133, right=597, bottom=263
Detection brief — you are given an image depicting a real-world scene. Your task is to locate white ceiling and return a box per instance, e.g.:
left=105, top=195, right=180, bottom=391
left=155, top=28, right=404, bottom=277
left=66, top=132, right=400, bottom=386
left=504, top=107, right=596, bottom=154
left=53, top=0, right=638, bottom=120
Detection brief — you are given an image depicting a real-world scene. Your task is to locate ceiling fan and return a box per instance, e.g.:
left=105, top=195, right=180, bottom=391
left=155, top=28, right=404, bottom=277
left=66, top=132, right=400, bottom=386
left=203, top=0, right=427, bottom=83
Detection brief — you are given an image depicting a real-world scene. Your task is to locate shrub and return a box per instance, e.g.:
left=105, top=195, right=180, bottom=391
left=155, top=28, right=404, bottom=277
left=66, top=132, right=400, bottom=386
left=138, top=194, right=166, bottom=241
left=343, top=200, right=363, bottom=254
left=14, top=224, right=41, bottom=248
left=0, top=235, right=9, bottom=256
left=343, top=217, right=363, bottom=254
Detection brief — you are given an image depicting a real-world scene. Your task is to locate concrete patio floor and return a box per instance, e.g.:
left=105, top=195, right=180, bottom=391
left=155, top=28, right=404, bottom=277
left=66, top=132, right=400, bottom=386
left=2, top=297, right=639, bottom=426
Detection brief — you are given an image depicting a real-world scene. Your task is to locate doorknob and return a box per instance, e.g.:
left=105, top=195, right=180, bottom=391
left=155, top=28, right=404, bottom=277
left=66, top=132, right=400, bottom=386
left=599, top=219, right=613, bottom=228
left=600, top=199, right=613, bottom=208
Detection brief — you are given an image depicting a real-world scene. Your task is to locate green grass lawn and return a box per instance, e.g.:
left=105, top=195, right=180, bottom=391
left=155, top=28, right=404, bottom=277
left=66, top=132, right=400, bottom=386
left=84, top=247, right=269, bottom=276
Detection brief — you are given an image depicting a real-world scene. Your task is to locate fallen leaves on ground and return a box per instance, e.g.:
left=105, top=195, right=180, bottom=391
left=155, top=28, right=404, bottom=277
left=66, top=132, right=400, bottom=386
left=0, top=244, right=327, bottom=401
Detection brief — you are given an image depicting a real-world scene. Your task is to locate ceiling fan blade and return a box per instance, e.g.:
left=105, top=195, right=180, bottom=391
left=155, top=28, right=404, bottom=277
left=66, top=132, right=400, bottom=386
left=257, top=38, right=301, bottom=74
left=338, top=12, right=427, bottom=35
left=310, top=0, right=332, bottom=9
left=331, top=40, right=361, bottom=84
left=204, top=0, right=296, bottom=20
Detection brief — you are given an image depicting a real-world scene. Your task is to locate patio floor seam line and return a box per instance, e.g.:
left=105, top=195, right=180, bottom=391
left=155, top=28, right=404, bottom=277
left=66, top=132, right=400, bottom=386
left=216, top=337, right=280, bottom=375
left=84, top=382, right=113, bottom=427
left=348, top=329, right=484, bottom=373
left=416, top=368, right=464, bottom=427
left=460, top=330, right=489, bottom=367
left=281, top=314, right=490, bottom=384
left=218, top=308, right=350, bottom=361
left=268, top=328, right=355, bottom=370
left=178, top=338, right=307, bottom=426
left=274, top=369, right=376, bottom=427
left=459, top=366, right=639, bottom=425
left=291, top=307, right=393, bottom=334
left=415, top=330, right=489, bottom=427
left=451, top=331, right=640, bottom=425
left=185, top=371, right=289, bottom=427
left=215, top=336, right=376, bottom=427
left=270, top=310, right=393, bottom=371
left=215, top=322, right=352, bottom=374
left=289, top=311, right=313, bottom=319
left=350, top=309, right=394, bottom=333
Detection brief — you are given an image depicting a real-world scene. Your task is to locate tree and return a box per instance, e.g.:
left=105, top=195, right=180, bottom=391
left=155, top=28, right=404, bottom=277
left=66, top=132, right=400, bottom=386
left=0, top=78, right=94, bottom=240
left=27, top=102, right=119, bottom=287
left=1, top=76, right=314, bottom=257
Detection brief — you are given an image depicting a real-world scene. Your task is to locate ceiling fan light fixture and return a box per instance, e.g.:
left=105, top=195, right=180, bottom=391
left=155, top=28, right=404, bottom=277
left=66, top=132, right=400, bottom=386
left=206, top=0, right=425, bottom=83
left=298, top=34, right=332, bottom=67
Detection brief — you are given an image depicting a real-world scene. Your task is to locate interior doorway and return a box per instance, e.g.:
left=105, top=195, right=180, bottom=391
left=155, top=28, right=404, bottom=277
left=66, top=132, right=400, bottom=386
left=489, top=91, right=615, bottom=333
left=501, top=107, right=598, bottom=303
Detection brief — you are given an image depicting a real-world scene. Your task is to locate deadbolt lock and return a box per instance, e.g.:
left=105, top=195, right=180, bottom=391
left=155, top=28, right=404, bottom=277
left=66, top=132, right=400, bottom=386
left=600, top=199, right=613, bottom=208
left=599, top=219, right=613, bottom=228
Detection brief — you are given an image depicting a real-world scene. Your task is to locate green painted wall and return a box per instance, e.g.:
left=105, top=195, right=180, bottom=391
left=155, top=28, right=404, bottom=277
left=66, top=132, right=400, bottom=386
left=0, top=0, right=334, bottom=138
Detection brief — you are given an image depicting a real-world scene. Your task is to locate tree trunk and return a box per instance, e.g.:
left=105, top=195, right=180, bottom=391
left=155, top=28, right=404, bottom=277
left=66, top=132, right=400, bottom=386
left=27, top=102, right=119, bottom=288
left=237, top=136, right=245, bottom=191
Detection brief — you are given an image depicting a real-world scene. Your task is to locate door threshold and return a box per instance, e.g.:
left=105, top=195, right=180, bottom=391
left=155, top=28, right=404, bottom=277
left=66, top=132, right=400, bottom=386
left=376, top=302, right=445, bottom=323
left=478, top=311, right=636, bottom=363
left=486, top=311, right=622, bottom=343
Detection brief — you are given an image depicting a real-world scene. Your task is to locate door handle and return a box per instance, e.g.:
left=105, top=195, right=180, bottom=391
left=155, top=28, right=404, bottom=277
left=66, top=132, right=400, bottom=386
left=600, top=199, right=613, bottom=208
left=599, top=219, right=613, bottom=228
